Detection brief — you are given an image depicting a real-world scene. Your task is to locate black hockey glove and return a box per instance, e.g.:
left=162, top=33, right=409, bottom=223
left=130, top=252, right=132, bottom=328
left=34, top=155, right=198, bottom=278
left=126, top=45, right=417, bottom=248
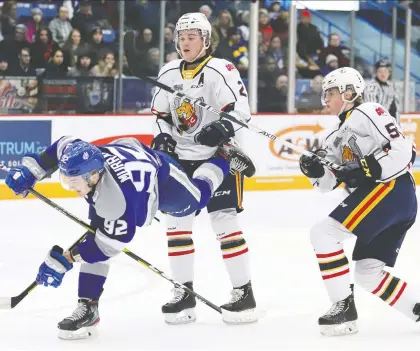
left=299, top=149, right=327, bottom=178
left=194, top=120, right=235, bottom=147
left=335, top=154, right=382, bottom=188
left=151, top=133, right=178, bottom=160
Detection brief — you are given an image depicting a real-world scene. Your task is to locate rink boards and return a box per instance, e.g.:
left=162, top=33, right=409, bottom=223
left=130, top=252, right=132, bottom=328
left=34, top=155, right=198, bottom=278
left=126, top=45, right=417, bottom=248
left=1, top=113, right=420, bottom=200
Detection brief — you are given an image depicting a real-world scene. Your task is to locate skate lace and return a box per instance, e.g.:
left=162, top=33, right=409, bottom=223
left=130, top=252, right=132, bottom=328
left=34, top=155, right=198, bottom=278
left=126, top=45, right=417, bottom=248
left=169, top=287, right=186, bottom=304
left=227, top=288, right=244, bottom=304
left=68, top=302, right=88, bottom=321
left=325, top=300, right=345, bottom=317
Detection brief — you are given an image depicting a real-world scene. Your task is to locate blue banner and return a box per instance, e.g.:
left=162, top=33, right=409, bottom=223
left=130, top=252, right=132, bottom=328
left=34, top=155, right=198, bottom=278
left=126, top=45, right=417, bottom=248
left=0, top=121, right=51, bottom=179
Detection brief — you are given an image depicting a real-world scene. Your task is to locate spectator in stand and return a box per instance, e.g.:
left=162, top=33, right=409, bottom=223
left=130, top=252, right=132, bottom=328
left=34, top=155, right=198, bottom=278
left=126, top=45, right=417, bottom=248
left=62, top=28, right=89, bottom=68
left=91, top=0, right=116, bottom=30
left=125, top=0, right=159, bottom=32
left=318, top=33, right=350, bottom=67
left=135, top=28, right=155, bottom=57
left=166, top=51, right=178, bottom=62
left=142, top=47, right=160, bottom=76
left=87, top=27, right=112, bottom=65
left=297, top=10, right=324, bottom=62
left=259, top=8, right=273, bottom=46
left=67, top=52, right=94, bottom=77
left=211, top=10, right=234, bottom=53
left=259, top=74, right=288, bottom=112
left=199, top=5, right=216, bottom=23
left=49, top=6, right=73, bottom=48
left=236, top=10, right=250, bottom=42
left=7, top=47, right=36, bottom=76
left=258, top=31, right=268, bottom=61
left=259, top=55, right=284, bottom=89
left=267, top=35, right=285, bottom=71
left=121, top=54, right=132, bottom=76
left=31, top=27, right=60, bottom=69
left=163, top=26, right=176, bottom=57
left=295, top=52, right=321, bottom=78
left=296, top=75, right=324, bottom=113
left=0, top=0, right=17, bottom=38
left=24, top=8, right=45, bottom=44
left=268, top=1, right=282, bottom=21
left=214, top=27, right=249, bottom=77
left=90, top=51, right=118, bottom=77
left=71, top=1, right=97, bottom=42
left=42, top=49, right=68, bottom=78
left=0, top=54, right=9, bottom=75
left=0, top=24, right=30, bottom=63
left=320, top=54, right=339, bottom=76
left=270, top=7, right=289, bottom=41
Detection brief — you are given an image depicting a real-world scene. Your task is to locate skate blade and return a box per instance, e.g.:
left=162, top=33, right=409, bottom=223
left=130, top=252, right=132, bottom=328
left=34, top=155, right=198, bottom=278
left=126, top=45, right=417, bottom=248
left=320, top=321, right=358, bottom=337
left=58, top=326, right=99, bottom=340
left=221, top=308, right=261, bottom=325
left=164, top=308, right=196, bottom=325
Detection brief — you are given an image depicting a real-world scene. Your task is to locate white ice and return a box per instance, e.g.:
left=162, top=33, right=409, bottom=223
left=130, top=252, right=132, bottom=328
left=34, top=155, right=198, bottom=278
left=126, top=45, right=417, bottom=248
left=1, top=188, right=420, bottom=351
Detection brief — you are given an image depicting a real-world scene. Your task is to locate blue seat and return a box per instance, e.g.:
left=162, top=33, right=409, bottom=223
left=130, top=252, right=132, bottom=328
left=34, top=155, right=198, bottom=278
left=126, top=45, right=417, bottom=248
left=102, top=30, right=116, bottom=43
left=1, top=2, right=58, bottom=19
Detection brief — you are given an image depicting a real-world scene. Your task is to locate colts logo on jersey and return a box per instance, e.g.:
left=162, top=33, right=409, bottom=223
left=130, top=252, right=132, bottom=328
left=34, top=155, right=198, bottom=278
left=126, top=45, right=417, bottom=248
left=341, top=145, right=357, bottom=163
left=174, top=97, right=203, bottom=133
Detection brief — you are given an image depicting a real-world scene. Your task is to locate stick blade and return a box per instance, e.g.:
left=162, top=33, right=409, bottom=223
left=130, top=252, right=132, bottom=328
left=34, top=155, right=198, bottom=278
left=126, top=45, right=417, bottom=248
left=0, top=297, right=12, bottom=309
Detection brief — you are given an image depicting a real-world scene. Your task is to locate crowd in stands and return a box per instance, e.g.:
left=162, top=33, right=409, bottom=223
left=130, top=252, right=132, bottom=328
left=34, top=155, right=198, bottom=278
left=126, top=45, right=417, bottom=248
left=0, top=0, right=416, bottom=113
left=0, top=0, right=119, bottom=78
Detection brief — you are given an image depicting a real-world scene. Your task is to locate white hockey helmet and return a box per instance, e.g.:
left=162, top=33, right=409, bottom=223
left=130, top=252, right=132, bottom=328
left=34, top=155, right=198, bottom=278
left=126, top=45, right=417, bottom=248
left=174, top=13, right=212, bottom=59
left=322, top=67, right=365, bottom=104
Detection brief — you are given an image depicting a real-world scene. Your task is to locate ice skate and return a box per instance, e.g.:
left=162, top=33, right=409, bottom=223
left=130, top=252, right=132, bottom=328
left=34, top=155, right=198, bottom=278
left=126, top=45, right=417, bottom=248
left=319, top=292, right=358, bottom=336
left=217, top=142, right=256, bottom=178
left=57, top=299, right=100, bottom=340
left=162, top=282, right=196, bottom=325
left=220, top=281, right=258, bottom=324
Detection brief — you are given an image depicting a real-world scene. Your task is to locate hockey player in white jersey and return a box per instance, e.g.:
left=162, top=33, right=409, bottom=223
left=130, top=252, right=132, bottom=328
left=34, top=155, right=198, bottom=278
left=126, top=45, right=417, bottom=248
left=149, top=13, right=257, bottom=324
left=299, top=67, right=419, bottom=336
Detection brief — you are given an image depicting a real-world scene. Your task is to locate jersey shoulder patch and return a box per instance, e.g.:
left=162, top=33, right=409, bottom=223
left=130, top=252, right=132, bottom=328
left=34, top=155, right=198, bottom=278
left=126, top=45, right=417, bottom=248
left=207, top=57, right=237, bottom=74
left=158, top=59, right=182, bottom=79
left=94, top=168, right=127, bottom=221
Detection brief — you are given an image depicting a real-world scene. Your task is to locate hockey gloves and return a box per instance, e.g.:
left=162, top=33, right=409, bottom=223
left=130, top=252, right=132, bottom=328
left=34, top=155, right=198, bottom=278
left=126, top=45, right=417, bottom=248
left=195, top=120, right=235, bottom=147
left=5, top=165, right=36, bottom=197
left=299, top=149, right=327, bottom=178
left=335, top=154, right=382, bottom=188
left=151, top=133, right=178, bottom=160
left=37, top=245, right=73, bottom=288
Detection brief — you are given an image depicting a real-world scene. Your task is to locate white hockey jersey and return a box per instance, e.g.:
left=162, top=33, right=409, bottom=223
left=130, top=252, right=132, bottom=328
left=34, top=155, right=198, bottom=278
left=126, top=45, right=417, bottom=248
left=312, top=102, right=413, bottom=192
left=151, top=55, right=251, bottom=160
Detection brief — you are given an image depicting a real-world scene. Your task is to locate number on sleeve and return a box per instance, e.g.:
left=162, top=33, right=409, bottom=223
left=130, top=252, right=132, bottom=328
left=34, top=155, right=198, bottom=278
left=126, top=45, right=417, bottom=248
left=385, top=122, right=399, bottom=139
left=238, top=81, right=247, bottom=97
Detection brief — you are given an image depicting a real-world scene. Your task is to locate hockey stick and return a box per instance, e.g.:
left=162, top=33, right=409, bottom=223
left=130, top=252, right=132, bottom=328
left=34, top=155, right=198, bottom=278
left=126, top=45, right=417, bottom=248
left=0, top=164, right=222, bottom=314
left=123, top=31, right=343, bottom=172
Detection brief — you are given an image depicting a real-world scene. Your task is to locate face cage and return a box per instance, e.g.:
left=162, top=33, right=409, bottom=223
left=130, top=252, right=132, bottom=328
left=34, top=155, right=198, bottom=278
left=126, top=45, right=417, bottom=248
left=174, top=28, right=211, bottom=57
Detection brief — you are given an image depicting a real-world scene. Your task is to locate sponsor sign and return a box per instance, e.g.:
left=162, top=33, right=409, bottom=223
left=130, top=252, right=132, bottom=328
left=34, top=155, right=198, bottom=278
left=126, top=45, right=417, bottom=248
left=0, top=120, right=51, bottom=179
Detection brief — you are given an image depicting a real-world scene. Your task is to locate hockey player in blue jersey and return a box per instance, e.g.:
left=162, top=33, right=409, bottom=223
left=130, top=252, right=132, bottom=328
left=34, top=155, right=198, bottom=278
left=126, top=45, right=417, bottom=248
left=5, top=136, right=255, bottom=339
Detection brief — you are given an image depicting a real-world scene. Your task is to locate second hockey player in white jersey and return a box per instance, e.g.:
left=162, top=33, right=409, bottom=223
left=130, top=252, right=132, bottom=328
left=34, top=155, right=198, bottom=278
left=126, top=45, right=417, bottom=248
left=299, top=67, right=419, bottom=336
left=149, top=13, right=257, bottom=324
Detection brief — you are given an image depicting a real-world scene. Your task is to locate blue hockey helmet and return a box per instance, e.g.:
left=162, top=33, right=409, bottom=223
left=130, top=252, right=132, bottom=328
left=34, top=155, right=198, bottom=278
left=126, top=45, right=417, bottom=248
left=59, top=141, right=105, bottom=177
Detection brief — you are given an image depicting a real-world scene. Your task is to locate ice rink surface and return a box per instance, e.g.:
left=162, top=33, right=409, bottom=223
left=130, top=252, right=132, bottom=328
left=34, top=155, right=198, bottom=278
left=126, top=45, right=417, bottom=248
left=1, top=188, right=420, bottom=351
